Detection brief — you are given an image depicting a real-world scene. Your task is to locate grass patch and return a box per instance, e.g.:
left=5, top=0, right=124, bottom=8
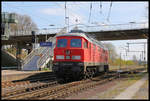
left=97, top=72, right=147, bottom=99
left=132, top=80, right=149, bottom=99
left=41, top=68, right=52, bottom=72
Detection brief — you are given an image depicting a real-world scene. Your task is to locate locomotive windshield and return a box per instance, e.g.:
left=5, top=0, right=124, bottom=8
left=70, top=39, right=81, bottom=48
left=57, top=39, right=67, bottom=47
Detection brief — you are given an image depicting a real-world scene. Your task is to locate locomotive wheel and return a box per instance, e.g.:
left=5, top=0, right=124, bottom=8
left=84, top=72, right=89, bottom=80
left=90, top=70, right=94, bottom=79
left=84, top=72, right=87, bottom=80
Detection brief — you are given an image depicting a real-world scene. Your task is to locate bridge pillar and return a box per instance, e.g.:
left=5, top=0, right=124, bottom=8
left=16, top=42, right=22, bottom=70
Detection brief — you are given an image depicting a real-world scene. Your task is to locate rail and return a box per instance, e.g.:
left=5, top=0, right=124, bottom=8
left=2, top=66, right=146, bottom=100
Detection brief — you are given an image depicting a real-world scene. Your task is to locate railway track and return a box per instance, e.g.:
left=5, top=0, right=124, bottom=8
left=2, top=67, right=146, bottom=100
left=2, top=81, right=30, bottom=88
left=2, top=81, right=58, bottom=99
left=2, top=72, right=56, bottom=88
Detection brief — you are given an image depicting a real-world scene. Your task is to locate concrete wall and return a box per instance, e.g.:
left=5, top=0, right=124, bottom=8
left=1, top=50, right=17, bottom=67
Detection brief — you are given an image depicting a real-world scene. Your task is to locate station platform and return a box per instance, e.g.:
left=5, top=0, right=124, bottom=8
left=2, top=70, right=47, bottom=76
left=114, top=73, right=148, bottom=99
left=1, top=70, right=50, bottom=82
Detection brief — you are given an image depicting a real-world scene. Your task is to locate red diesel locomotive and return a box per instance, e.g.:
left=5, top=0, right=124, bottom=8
left=52, top=29, right=109, bottom=80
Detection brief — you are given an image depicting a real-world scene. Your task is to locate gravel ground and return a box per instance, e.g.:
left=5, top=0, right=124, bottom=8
left=65, top=79, right=118, bottom=99
left=1, top=70, right=52, bottom=82
left=65, top=72, right=148, bottom=100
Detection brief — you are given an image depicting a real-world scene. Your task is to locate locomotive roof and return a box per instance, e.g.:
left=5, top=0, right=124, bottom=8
left=56, top=32, right=108, bottom=50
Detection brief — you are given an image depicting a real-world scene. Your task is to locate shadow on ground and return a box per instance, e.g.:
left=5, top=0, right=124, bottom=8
left=12, top=71, right=56, bottom=83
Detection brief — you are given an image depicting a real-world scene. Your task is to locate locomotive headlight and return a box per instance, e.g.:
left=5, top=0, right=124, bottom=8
left=66, top=56, right=70, bottom=59
left=53, top=62, right=59, bottom=65
left=78, top=62, right=84, bottom=66
left=72, top=56, right=81, bottom=60
left=56, top=55, right=64, bottom=59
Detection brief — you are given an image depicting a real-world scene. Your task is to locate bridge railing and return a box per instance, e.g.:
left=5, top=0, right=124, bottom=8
left=76, top=22, right=148, bottom=32
left=7, top=22, right=148, bottom=36
left=9, top=28, right=63, bottom=36
left=37, top=48, right=51, bottom=69
left=37, top=36, right=56, bottom=69
left=9, top=30, right=32, bottom=36
left=21, top=36, right=54, bottom=68
left=36, top=37, right=54, bottom=54
left=22, top=48, right=38, bottom=66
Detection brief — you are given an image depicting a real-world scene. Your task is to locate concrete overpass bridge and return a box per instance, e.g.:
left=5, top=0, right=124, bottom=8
left=1, top=22, right=148, bottom=45
left=1, top=28, right=148, bottom=45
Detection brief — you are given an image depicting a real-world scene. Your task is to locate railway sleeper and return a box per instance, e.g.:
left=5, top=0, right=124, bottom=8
left=41, top=70, right=143, bottom=99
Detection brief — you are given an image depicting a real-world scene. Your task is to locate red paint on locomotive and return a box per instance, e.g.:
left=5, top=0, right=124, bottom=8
left=54, top=36, right=108, bottom=64
left=52, top=30, right=109, bottom=80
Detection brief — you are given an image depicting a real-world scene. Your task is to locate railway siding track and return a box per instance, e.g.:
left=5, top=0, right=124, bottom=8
left=2, top=67, right=146, bottom=100
left=2, top=73, right=56, bottom=88
left=39, top=74, right=117, bottom=99
left=2, top=81, right=30, bottom=88
left=2, top=81, right=58, bottom=99
left=32, top=68, right=147, bottom=100
left=2, top=78, right=94, bottom=100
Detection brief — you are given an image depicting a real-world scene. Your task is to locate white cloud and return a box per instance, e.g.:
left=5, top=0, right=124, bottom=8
left=66, top=5, right=87, bottom=25
left=40, top=8, right=64, bottom=16
left=40, top=6, right=86, bottom=26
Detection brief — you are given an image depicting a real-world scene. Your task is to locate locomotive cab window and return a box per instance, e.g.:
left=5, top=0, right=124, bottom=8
left=70, top=39, right=81, bottom=48
left=57, top=39, right=67, bottom=48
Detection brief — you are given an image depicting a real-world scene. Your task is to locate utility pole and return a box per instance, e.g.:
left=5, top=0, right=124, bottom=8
left=120, top=52, right=121, bottom=70
left=65, top=17, right=69, bottom=32
left=127, top=42, right=147, bottom=71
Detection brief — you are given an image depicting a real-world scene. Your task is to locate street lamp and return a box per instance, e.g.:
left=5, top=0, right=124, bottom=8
left=42, top=28, right=48, bottom=41
left=49, top=24, right=55, bottom=26
left=65, top=17, right=69, bottom=32
left=129, top=21, right=136, bottom=29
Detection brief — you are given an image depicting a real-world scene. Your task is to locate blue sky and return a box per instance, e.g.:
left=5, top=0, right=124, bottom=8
left=2, top=1, right=148, bottom=61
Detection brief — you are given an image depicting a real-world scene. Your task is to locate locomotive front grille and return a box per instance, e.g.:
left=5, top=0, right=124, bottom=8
left=66, top=50, right=70, bottom=55
left=54, top=62, right=84, bottom=66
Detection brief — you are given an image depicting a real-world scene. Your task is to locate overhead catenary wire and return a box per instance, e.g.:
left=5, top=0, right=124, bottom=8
left=106, top=2, right=113, bottom=22
left=3, top=2, right=96, bottom=7
left=65, top=2, right=67, bottom=25
left=88, top=2, right=92, bottom=23
left=55, top=2, right=80, bottom=21
left=100, top=2, right=102, bottom=14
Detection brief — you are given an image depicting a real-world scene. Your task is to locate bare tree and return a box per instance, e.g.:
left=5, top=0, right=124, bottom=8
left=132, top=55, right=138, bottom=64
left=103, top=42, right=118, bottom=62
left=9, top=13, right=38, bottom=36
